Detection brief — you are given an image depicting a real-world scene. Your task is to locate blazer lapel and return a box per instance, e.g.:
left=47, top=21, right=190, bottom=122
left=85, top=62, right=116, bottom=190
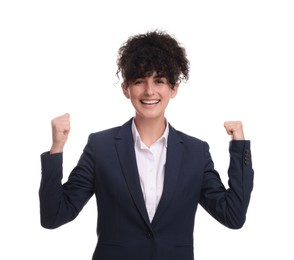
left=151, top=125, right=184, bottom=227
left=114, top=119, right=151, bottom=228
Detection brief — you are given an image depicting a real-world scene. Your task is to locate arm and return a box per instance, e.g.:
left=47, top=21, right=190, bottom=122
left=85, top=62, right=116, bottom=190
left=200, top=121, right=254, bottom=229
left=39, top=114, right=94, bottom=229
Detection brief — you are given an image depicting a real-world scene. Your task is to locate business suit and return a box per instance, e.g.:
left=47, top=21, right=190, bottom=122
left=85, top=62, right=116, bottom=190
left=39, top=118, right=254, bottom=260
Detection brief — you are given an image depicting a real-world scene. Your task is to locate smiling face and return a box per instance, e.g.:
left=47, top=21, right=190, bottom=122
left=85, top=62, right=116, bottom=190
left=122, top=72, right=178, bottom=122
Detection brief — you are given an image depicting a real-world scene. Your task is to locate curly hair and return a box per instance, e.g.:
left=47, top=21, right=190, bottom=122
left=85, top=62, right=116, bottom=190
left=116, top=30, right=189, bottom=88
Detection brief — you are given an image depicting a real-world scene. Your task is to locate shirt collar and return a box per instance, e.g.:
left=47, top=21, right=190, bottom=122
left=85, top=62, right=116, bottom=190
left=131, top=118, right=169, bottom=148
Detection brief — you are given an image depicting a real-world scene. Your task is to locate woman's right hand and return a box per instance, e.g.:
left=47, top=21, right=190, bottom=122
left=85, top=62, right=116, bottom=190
left=50, top=113, right=71, bottom=154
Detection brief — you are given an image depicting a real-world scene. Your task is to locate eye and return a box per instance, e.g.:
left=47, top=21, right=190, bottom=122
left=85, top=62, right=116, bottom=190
left=155, top=78, right=166, bottom=84
left=134, top=79, right=144, bottom=85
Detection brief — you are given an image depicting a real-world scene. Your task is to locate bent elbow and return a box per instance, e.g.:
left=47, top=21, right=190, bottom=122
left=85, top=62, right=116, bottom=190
left=40, top=216, right=61, bottom=230
left=225, top=214, right=246, bottom=229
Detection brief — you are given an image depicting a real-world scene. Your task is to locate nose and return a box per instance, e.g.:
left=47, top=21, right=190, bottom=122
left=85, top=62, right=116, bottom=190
left=144, top=81, right=155, bottom=96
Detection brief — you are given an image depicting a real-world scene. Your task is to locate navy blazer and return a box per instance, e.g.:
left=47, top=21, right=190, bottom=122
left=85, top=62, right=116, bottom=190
left=39, top=118, right=254, bottom=260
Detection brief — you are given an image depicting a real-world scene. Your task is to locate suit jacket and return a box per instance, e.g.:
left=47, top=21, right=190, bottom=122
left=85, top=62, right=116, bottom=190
left=39, top=118, right=254, bottom=260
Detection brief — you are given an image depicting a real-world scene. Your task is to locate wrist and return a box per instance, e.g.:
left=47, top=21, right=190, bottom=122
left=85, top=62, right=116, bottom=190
left=50, top=145, right=64, bottom=154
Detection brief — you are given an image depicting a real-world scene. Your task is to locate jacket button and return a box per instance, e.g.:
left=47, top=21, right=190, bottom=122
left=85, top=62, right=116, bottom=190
left=146, top=232, right=153, bottom=239
left=244, top=149, right=251, bottom=165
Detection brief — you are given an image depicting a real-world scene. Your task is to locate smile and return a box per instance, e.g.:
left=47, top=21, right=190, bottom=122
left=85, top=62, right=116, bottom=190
left=140, top=99, right=160, bottom=105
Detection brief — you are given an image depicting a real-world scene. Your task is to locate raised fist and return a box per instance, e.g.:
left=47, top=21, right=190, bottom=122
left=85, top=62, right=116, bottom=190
left=224, top=121, right=245, bottom=140
left=50, top=113, right=71, bottom=154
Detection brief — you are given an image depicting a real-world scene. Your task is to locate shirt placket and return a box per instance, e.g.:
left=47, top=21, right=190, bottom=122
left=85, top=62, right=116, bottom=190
left=145, top=149, right=157, bottom=221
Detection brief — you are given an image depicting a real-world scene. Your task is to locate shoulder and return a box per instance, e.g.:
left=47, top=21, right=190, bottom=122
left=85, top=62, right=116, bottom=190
left=88, top=118, right=133, bottom=142
left=91, top=126, right=121, bottom=138
left=168, top=125, right=211, bottom=162
left=169, top=124, right=205, bottom=143
left=88, top=126, right=123, bottom=146
left=176, top=130, right=204, bottom=143
left=169, top=124, right=209, bottom=149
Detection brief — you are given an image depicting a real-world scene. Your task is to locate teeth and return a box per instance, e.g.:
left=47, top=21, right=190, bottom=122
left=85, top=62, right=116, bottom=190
left=141, top=100, right=160, bottom=105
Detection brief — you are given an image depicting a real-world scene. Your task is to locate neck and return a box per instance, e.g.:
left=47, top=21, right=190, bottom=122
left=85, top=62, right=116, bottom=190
left=134, top=116, right=166, bottom=147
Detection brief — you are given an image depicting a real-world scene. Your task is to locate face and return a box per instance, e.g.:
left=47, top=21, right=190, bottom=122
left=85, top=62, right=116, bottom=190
left=122, top=73, right=178, bottom=122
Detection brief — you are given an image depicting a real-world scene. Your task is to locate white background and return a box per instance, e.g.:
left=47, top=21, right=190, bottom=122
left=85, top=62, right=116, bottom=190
left=1, top=0, right=293, bottom=259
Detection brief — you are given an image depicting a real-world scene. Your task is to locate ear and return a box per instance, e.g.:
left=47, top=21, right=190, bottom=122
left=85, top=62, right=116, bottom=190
left=170, top=84, right=179, bottom=98
left=121, top=83, right=130, bottom=99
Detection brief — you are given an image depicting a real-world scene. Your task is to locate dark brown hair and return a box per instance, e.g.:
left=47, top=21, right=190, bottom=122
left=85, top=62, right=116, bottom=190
left=116, top=30, right=189, bottom=88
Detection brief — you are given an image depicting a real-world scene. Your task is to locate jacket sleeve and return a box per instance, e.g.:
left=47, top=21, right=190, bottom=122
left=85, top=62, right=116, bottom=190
left=199, top=140, right=254, bottom=229
left=39, top=134, right=95, bottom=229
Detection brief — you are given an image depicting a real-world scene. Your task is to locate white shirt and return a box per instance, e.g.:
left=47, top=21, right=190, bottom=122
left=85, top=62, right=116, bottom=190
left=132, top=119, right=168, bottom=222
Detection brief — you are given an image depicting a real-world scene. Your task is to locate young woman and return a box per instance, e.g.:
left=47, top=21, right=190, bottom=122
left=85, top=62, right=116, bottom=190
left=39, top=30, right=254, bottom=260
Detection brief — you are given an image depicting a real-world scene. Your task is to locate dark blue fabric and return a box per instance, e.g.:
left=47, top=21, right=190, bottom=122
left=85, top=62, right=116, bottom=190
left=39, top=118, right=254, bottom=260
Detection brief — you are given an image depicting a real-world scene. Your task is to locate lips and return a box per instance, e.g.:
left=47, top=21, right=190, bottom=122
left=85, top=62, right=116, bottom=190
left=140, top=99, right=160, bottom=105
